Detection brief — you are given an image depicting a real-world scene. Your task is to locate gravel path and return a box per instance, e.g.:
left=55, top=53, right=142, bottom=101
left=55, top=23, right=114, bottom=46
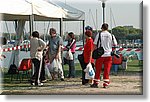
left=1, top=74, right=143, bottom=95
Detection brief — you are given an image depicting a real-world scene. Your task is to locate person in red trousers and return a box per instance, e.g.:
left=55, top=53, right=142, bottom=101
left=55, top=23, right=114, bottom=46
left=91, top=23, right=117, bottom=88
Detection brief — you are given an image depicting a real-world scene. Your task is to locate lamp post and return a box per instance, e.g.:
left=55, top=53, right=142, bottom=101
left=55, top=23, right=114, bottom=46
left=99, top=0, right=107, bottom=24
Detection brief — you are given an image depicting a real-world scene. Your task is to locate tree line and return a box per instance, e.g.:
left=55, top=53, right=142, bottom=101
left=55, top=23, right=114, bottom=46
left=2, top=26, right=142, bottom=42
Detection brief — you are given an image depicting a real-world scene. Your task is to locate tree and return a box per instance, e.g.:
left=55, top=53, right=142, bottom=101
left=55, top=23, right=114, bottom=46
left=128, top=28, right=137, bottom=34
left=112, top=26, right=128, bottom=40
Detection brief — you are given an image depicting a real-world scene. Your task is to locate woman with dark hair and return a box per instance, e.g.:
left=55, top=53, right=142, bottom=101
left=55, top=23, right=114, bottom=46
left=82, top=30, right=95, bottom=85
left=30, top=31, right=46, bottom=86
left=65, top=32, right=76, bottom=78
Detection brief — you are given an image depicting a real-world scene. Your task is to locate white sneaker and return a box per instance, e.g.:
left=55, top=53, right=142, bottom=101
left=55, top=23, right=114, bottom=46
left=35, top=83, right=43, bottom=86
left=31, top=83, right=35, bottom=85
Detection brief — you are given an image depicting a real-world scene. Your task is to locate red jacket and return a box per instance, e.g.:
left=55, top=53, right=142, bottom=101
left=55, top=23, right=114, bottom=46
left=83, top=38, right=94, bottom=64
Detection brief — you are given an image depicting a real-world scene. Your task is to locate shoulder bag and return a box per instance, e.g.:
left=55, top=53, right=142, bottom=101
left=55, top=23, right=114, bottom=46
left=92, top=33, right=104, bottom=59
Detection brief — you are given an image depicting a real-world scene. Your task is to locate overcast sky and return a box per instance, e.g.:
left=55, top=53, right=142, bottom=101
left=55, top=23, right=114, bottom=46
left=65, top=0, right=142, bottom=28
left=1, top=0, right=143, bottom=35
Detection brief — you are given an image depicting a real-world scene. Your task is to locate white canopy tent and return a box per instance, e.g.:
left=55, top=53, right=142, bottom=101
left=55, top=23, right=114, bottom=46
left=0, top=0, right=67, bottom=21
left=0, top=0, right=85, bottom=67
left=0, top=0, right=68, bottom=67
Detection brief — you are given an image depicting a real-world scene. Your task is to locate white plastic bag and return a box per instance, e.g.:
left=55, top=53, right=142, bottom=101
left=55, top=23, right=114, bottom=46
left=65, top=50, right=73, bottom=60
left=84, top=63, right=95, bottom=79
left=50, top=59, right=59, bottom=73
left=45, top=63, right=52, bottom=80
left=50, top=59, right=63, bottom=74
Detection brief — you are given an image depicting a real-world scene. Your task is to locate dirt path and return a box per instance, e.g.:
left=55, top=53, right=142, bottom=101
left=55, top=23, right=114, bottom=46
left=1, top=74, right=142, bottom=95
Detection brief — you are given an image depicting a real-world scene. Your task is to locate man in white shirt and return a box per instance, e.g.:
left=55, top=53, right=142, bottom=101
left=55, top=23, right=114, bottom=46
left=91, top=23, right=117, bottom=88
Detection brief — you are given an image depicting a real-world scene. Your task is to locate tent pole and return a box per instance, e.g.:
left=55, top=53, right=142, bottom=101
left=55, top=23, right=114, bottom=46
left=60, top=18, right=63, bottom=37
left=29, top=3, right=34, bottom=75
left=14, top=20, right=18, bottom=31
left=29, top=15, right=34, bottom=36
left=82, top=20, right=85, bottom=46
left=29, top=2, right=34, bottom=36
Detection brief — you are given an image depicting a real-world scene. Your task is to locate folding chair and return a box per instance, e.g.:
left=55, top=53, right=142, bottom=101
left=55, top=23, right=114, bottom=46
left=17, top=58, right=32, bottom=82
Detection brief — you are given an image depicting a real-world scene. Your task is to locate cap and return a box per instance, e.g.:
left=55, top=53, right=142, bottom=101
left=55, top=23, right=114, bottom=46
left=85, top=26, right=93, bottom=31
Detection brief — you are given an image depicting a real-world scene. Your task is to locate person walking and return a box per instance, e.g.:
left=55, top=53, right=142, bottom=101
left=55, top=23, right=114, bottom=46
left=91, top=23, right=117, bottom=88
left=65, top=32, right=76, bottom=78
left=47, top=28, right=64, bottom=81
left=30, top=31, right=46, bottom=86
left=82, top=30, right=95, bottom=85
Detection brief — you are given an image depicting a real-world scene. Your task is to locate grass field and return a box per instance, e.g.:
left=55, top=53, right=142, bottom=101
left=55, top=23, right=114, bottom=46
left=1, top=60, right=143, bottom=83
left=0, top=59, right=143, bottom=95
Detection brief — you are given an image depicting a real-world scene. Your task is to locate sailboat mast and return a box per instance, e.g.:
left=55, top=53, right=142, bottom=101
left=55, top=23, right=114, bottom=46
left=110, top=8, right=112, bottom=33
left=96, top=9, right=98, bottom=32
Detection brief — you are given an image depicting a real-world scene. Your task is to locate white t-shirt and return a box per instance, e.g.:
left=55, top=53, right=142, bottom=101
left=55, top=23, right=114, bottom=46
left=94, top=31, right=117, bottom=57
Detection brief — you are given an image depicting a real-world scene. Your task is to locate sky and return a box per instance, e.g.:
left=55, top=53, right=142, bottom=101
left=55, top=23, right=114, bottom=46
left=65, top=0, right=142, bottom=28
left=1, top=0, right=143, bottom=35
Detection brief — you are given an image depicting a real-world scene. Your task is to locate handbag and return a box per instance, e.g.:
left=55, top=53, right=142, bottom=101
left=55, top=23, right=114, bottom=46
left=65, top=49, right=73, bottom=60
left=112, top=54, right=123, bottom=65
left=92, top=33, right=104, bottom=59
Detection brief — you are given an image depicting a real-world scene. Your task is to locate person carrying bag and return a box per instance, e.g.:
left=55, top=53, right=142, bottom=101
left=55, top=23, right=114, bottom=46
left=64, top=32, right=76, bottom=78
left=82, top=30, right=95, bottom=85
left=47, top=28, right=64, bottom=81
left=91, top=23, right=118, bottom=88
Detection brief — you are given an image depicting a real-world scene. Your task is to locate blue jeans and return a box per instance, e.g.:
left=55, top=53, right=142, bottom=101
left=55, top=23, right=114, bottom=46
left=68, top=53, right=75, bottom=78
left=112, top=64, right=118, bottom=73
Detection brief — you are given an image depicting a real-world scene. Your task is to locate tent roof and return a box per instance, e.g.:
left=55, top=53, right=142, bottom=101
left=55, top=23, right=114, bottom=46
left=0, top=0, right=67, bottom=21
left=0, top=0, right=85, bottom=21
left=47, top=0, right=85, bottom=21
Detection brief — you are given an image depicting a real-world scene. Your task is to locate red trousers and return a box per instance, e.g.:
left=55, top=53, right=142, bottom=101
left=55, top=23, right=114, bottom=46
left=94, top=56, right=112, bottom=85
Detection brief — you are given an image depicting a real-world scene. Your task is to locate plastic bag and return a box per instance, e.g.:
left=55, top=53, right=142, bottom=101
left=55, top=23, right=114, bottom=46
left=65, top=50, right=73, bottom=60
left=50, top=59, right=63, bottom=74
left=45, top=63, right=52, bottom=79
left=84, top=63, right=95, bottom=79
left=49, top=59, right=59, bottom=73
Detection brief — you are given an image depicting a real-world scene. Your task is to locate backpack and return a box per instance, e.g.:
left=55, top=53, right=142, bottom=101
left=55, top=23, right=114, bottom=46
left=8, top=56, right=18, bottom=74
left=8, top=64, right=18, bottom=74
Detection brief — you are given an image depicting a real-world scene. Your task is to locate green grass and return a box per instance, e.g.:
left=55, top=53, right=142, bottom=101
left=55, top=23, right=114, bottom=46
left=63, top=63, right=82, bottom=77
left=1, top=59, right=142, bottom=84
left=125, top=60, right=143, bottom=72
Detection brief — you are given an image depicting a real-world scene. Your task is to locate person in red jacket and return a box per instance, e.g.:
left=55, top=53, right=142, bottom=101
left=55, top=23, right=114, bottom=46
left=82, top=30, right=95, bottom=85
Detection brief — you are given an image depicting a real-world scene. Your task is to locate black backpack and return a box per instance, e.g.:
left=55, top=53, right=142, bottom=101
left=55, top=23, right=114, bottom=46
left=8, top=56, right=18, bottom=74
left=8, top=64, right=18, bottom=74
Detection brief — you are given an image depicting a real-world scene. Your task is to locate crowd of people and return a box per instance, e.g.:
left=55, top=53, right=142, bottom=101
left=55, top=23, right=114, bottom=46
left=1, top=23, right=121, bottom=89
left=28, top=23, right=119, bottom=88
